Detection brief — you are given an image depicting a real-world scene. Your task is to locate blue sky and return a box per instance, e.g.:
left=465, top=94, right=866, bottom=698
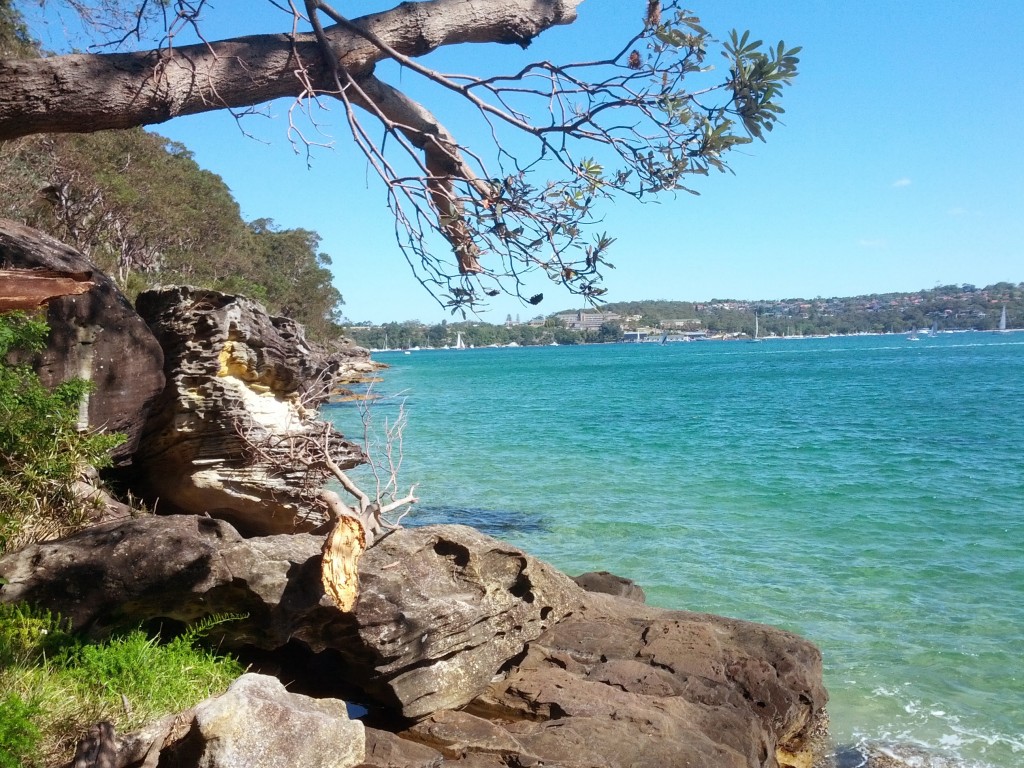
left=29, top=1, right=1024, bottom=323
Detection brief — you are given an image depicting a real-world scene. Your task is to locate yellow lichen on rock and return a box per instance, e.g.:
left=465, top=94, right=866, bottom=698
left=217, top=340, right=253, bottom=380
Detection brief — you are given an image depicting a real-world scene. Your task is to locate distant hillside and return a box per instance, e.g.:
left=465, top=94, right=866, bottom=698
left=564, top=282, right=1023, bottom=336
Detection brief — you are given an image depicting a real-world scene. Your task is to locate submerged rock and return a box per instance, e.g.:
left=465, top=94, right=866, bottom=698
left=573, top=569, right=647, bottom=602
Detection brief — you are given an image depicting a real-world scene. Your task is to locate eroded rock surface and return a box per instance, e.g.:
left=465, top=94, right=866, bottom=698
left=348, top=524, right=585, bottom=718
left=133, top=286, right=370, bottom=534
left=0, top=517, right=828, bottom=768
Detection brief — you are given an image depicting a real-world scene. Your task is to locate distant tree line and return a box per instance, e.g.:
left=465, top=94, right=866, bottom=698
left=594, top=284, right=1023, bottom=337
left=344, top=317, right=626, bottom=349
left=349, top=284, right=1022, bottom=348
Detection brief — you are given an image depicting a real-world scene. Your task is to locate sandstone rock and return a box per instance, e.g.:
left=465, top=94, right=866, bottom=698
left=0, top=517, right=829, bottom=768
left=186, top=673, right=365, bottom=768
left=0, top=218, right=164, bottom=461
left=573, top=569, right=646, bottom=602
left=95, top=674, right=364, bottom=768
left=348, top=524, right=585, bottom=719
left=133, top=286, right=367, bottom=534
left=0, top=514, right=332, bottom=642
left=358, top=727, right=446, bottom=768
left=455, top=590, right=828, bottom=768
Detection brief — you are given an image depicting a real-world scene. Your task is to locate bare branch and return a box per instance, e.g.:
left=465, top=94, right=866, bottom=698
left=3, top=0, right=798, bottom=312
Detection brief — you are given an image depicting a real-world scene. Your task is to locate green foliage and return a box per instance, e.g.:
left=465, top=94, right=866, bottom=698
left=0, top=0, right=35, bottom=58
left=0, top=129, right=346, bottom=341
left=0, top=603, right=244, bottom=767
left=0, top=603, right=76, bottom=668
left=0, top=693, right=42, bottom=768
left=0, top=313, right=125, bottom=554
left=247, top=219, right=345, bottom=340
left=64, top=623, right=244, bottom=717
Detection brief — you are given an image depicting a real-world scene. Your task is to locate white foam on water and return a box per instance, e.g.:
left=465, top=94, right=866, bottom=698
left=854, top=684, right=1023, bottom=768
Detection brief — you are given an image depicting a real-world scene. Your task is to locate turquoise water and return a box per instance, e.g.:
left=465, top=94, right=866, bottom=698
left=327, top=333, right=1024, bottom=767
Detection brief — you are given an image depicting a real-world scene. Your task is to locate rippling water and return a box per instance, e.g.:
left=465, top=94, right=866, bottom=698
left=327, top=333, right=1024, bottom=767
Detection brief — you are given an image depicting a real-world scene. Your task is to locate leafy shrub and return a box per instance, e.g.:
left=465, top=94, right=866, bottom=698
left=0, top=692, right=42, bottom=768
left=0, top=312, right=125, bottom=553
left=0, top=602, right=75, bottom=668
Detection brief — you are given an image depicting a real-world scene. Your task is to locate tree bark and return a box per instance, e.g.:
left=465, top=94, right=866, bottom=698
left=0, top=0, right=583, bottom=141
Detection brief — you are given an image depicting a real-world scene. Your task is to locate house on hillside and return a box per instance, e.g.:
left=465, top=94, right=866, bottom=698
left=554, top=311, right=622, bottom=331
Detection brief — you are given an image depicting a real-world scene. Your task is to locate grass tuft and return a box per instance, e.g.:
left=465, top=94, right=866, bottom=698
left=0, top=604, right=245, bottom=768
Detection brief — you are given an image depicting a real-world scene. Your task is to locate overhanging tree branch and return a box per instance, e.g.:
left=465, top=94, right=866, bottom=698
left=1, top=0, right=799, bottom=312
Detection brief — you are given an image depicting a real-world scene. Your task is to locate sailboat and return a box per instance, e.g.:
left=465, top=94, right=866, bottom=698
left=928, top=319, right=938, bottom=338
left=998, top=305, right=1008, bottom=333
left=455, top=331, right=467, bottom=349
left=749, top=312, right=762, bottom=342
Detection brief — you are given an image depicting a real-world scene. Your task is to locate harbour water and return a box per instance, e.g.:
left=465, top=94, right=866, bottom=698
left=327, top=332, right=1024, bottom=767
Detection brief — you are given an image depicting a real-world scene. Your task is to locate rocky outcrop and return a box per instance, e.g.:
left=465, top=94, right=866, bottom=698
left=573, top=569, right=647, bottom=602
left=455, top=592, right=827, bottom=768
left=79, top=674, right=365, bottom=768
left=344, top=524, right=585, bottom=718
left=0, top=218, right=164, bottom=461
left=133, top=286, right=371, bottom=535
left=0, top=516, right=828, bottom=768
left=0, top=514, right=331, bottom=643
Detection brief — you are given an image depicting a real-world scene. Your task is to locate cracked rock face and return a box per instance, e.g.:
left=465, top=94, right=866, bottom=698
left=0, top=517, right=830, bottom=768
left=133, top=286, right=367, bottom=535
left=347, top=524, right=586, bottom=719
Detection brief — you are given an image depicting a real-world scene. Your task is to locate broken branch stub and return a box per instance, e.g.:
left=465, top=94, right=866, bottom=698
left=321, top=514, right=367, bottom=612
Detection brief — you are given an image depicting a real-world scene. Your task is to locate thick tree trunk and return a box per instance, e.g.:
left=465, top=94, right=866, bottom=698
left=0, top=0, right=583, bottom=141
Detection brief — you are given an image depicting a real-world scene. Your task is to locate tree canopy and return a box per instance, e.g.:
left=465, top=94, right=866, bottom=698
left=0, top=126, right=345, bottom=338
left=0, top=0, right=799, bottom=313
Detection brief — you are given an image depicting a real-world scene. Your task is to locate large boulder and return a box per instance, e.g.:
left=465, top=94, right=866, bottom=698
left=0, top=218, right=164, bottom=461
left=453, top=592, right=828, bottom=768
left=82, top=674, right=365, bottom=768
left=0, top=514, right=332, bottom=643
left=187, top=673, right=365, bottom=768
left=0, top=516, right=829, bottom=768
left=345, top=524, right=585, bottom=718
left=132, top=286, right=370, bottom=534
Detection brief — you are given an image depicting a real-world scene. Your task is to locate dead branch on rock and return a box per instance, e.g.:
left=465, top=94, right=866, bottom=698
left=234, top=373, right=416, bottom=545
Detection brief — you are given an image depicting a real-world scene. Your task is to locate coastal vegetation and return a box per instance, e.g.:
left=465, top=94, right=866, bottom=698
left=0, top=126, right=346, bottom=341
left=0, top=603, right=243, bottom=767
left=0, top=312, right=124, bottom=555
left=343, top=283, right=1023, bottom=348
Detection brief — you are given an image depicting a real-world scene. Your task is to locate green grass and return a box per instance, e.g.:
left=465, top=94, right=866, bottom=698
left=0, top=604, right=245, bottom=768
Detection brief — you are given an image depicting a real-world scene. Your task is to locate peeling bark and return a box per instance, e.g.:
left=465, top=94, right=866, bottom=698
left=321, top=514, right=367, bottom=612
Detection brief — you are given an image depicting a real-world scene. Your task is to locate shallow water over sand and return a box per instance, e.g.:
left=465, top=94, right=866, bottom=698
left=329, top=333, right=1024, bottom=768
